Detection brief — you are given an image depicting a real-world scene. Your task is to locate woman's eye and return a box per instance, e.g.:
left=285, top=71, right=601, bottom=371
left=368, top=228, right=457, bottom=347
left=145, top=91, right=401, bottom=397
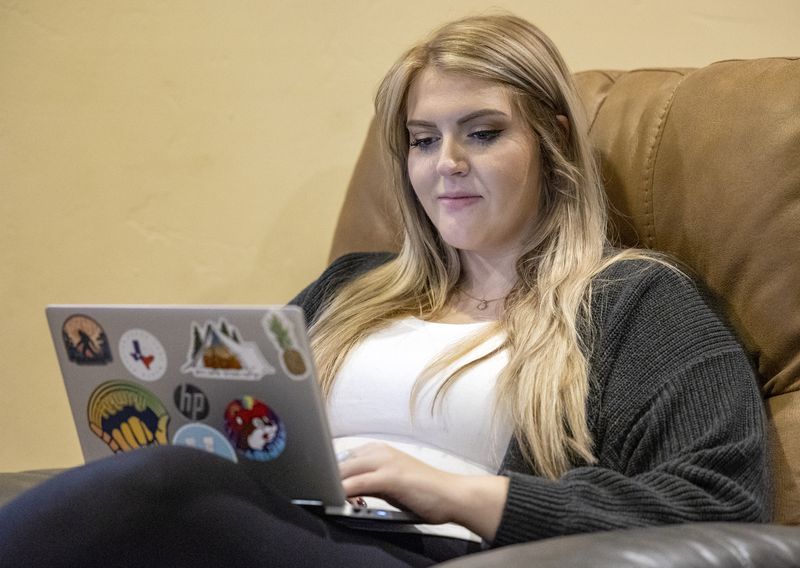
left=409, top=136, right=438, bottom=150
left=470, top=129, right=502, bottom=143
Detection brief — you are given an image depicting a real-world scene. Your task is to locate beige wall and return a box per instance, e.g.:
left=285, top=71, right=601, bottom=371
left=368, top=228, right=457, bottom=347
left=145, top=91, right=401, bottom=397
left=1, top=0, right=798, bottom=472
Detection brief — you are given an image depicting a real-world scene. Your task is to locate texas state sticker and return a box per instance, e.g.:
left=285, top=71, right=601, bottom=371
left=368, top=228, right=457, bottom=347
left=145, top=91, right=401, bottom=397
left=180, top=318, right=274, bottom=381
left=119, top=329, right=167, bottom=382
left=172, top=423, right=237, bottom=463
left=87, top=380, right=170, bottom=454
left=262, top=311, right=310, bottom=380
left=62, top=314, right=112, bottom=365
left=224, top=396, right=286, bottom=462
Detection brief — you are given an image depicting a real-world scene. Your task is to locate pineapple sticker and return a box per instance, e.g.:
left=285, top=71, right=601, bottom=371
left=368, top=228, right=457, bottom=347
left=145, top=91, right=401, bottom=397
left=263, top=312, right=309, bottom=379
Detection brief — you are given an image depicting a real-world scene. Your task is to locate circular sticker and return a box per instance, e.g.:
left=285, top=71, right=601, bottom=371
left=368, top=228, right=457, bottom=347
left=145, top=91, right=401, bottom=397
left=172, top=423, right=238, bottom=463
left=173, top=384, right=209, bottom=420
left=87, top=380, right=170, bottom=454
left=62, top=314, right=112, bottom=365
left=224, top=396, right=286, bottom=462
left=119, top=329, right=167, bottom=382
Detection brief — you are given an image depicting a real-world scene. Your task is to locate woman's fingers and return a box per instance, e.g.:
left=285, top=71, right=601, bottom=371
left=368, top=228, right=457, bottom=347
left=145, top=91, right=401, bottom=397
left=336, top=442, right=457, bottom=524
left=335, top=441, right=510, bottom=540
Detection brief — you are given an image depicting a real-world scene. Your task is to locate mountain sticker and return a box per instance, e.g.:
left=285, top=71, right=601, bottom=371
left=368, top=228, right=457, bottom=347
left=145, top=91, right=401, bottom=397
left=180, top=318, right=274, bottom=381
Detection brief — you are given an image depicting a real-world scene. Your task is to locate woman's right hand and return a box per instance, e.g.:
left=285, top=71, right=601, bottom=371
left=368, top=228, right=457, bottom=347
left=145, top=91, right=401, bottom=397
left=338, top=442, right=509, bottom=541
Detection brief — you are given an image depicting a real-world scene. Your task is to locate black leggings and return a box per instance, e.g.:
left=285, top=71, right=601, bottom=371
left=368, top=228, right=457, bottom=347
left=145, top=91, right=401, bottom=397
left=0, top=446, right=479, bottom=567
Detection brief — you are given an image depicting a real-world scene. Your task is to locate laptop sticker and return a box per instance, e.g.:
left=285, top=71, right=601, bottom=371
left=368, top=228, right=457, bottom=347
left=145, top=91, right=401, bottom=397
left=181, top=318, right=274, bottom=381
left=62, top=314, right=113, bottom=365
left=87, top=380, right=170, bottom=454
left=119, top=329, right=167, bottom=382
left=173, top=383, right=210, bottom=420
left=224, top=396, right=286, bottom=462
left=262, top=312, right=309, bottom=380
left=172, top=423, right=238, bottom=463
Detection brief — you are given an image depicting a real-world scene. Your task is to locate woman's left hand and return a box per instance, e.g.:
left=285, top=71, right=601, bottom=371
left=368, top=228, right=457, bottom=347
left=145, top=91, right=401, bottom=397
left=337, top=442, right=509, bottom=541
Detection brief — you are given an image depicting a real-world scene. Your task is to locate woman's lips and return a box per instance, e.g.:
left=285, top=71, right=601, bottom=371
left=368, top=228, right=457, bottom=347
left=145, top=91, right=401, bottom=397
left=438, top=194, right=482, bottom=211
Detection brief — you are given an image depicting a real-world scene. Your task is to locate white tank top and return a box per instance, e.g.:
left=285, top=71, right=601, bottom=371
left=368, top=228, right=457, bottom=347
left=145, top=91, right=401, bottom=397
left=328, top=317, right=512, bottom=474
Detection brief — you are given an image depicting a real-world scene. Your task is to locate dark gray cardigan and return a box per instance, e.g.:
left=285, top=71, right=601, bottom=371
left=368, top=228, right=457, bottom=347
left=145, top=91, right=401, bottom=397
left=291, top=252, right=770, bottom=547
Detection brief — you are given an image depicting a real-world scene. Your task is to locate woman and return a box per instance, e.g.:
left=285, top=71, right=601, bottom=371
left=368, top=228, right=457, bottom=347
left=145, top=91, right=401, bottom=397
left=0, top=13, right=768, bottom=568
left=299, top=11, right=769, bottom=544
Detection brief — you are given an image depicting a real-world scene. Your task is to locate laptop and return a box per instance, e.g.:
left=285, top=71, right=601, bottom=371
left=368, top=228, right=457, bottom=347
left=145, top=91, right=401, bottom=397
left=45, top=304, right=420, bottom=523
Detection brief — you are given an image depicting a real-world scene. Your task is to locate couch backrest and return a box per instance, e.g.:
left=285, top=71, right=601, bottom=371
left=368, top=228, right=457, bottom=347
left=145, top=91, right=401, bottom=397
left=329, top=58, right=800, bottom=524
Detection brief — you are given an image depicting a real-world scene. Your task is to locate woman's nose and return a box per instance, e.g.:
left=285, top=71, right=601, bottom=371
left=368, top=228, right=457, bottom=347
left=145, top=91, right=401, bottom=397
left=436, top=138, right=469, bottom=176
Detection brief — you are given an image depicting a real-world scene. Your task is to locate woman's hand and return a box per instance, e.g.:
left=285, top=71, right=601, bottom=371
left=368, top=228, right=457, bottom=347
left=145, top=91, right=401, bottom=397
left=337, top=442, right=509, bottom=541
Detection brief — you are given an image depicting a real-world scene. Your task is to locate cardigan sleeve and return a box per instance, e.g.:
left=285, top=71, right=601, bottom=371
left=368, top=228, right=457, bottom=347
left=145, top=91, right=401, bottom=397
left=492, top=263, right=770, bottom=546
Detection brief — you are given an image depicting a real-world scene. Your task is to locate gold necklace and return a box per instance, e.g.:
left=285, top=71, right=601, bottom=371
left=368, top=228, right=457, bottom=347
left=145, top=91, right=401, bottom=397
left=458, top=288, right=506, bottom=310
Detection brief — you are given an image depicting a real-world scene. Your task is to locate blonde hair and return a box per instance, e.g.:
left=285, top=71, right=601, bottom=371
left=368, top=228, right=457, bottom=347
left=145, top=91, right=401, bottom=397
left=310, top=14, right=658, bottom=478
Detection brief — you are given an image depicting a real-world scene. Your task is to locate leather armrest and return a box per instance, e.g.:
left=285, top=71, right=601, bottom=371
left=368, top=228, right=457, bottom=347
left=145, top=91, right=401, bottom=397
left=437, top=523, right=800, bottom=568
left=0, top=469, right=64, bottom=508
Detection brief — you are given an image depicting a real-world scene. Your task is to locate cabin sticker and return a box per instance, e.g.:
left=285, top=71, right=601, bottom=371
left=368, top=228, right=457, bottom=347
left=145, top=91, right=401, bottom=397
left=180, top=318, right=274, bottom=381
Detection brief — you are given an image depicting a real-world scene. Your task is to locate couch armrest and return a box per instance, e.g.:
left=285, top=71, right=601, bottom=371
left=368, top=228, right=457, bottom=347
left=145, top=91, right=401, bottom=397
left=0, top=469, right=64, bottom=508
left=437, top=523, right=800, bottom=567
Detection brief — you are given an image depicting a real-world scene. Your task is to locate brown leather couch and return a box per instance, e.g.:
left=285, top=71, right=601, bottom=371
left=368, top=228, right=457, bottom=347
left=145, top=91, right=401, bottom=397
left=330, top=57, right=800, bottom=565
left=2, top=57, right=799, bottom=566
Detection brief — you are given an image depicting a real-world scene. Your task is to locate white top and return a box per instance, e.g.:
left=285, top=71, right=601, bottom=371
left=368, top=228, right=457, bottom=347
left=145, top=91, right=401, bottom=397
left=328, top=317, right=512, bottom=541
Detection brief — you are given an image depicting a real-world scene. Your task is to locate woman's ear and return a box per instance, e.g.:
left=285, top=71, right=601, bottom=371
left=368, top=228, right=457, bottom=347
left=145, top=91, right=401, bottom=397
left=556, top=114, right=570, bottom=137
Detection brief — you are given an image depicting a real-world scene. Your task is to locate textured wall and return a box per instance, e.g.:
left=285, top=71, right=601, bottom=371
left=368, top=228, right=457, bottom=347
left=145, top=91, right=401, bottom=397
left=1, top=0, right=799, bottom=471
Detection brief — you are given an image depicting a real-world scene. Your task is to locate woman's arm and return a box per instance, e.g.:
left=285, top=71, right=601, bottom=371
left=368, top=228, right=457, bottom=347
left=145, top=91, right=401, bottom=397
left=492, top=262, right=770, bottom=545
left=494, top=348, right=769, bottom=545
left=338, top=442, right=510, bottom=541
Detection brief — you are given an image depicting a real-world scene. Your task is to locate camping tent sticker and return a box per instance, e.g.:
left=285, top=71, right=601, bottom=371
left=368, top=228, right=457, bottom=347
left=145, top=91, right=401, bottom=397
left=180, top=318, right=274, bottom=381
left=262, top=312, right=309, bottom=379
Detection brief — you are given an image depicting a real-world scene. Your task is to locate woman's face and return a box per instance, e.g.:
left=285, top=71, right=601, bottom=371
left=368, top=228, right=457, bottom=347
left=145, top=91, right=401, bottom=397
left=405, top=67, right=542, bottom=258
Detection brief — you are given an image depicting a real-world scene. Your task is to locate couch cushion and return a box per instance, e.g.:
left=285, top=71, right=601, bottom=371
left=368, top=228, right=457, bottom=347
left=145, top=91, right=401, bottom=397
left=575, top=59, right=800, bottom=523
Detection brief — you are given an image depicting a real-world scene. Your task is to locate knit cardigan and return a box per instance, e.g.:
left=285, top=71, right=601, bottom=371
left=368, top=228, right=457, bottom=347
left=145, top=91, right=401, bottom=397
left=290, top=252, right=770, bottom=547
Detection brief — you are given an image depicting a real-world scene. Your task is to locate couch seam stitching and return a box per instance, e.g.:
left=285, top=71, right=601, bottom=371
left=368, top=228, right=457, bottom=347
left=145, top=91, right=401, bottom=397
left=641, top=73, right=689, bottom=248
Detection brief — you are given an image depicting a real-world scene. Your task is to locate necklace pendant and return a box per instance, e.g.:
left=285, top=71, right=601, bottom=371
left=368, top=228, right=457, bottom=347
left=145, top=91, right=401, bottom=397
left=477, top=299, right=489, bottom=310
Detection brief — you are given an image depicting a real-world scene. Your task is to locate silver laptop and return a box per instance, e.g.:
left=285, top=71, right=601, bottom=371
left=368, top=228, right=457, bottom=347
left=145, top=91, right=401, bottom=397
left=45, top=304, right=419, bottom=523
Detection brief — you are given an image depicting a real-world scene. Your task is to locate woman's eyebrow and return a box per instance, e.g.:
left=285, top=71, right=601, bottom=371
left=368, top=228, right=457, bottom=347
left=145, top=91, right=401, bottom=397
left=406, top=109, right=510, bottom=128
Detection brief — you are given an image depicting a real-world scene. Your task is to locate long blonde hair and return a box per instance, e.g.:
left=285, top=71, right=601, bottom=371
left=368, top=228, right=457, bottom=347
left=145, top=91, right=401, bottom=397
left=310, top=14, right=655, bottom=478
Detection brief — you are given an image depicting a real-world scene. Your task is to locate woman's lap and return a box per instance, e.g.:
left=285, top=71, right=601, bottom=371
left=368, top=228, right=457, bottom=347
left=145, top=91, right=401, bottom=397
left=0, top=446, right=467, bottom=567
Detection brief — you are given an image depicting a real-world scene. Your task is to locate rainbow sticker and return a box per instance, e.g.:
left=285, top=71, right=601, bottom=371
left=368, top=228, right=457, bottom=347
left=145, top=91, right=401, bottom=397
left=87, top=380, right=169, bottom=453
left=224, top=396, right=286, bottom=462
